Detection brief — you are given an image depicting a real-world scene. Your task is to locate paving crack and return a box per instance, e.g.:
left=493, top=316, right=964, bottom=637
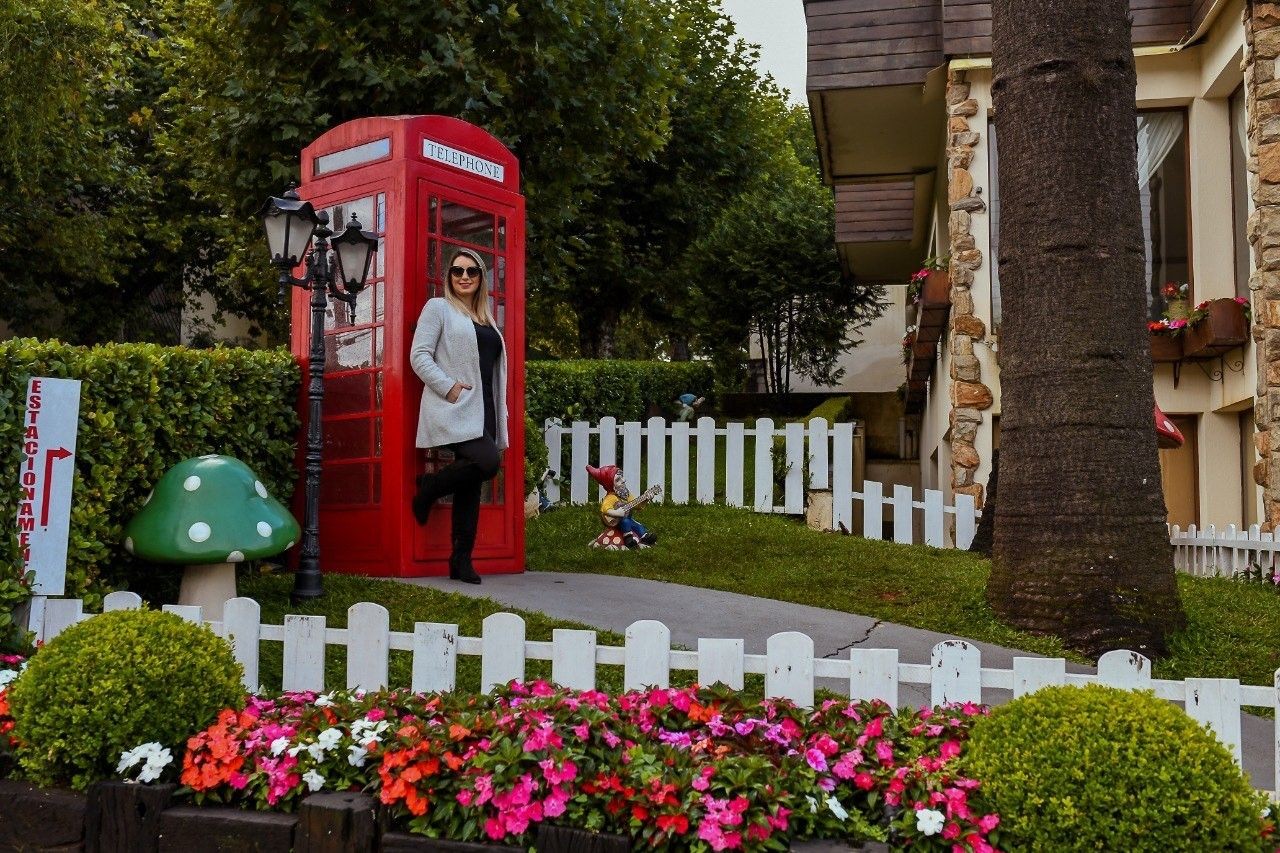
left=823, top=619, right=884, bottom=658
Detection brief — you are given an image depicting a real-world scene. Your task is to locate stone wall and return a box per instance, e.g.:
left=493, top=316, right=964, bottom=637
left=945, top=71, right=995, bottom=506
left=1247, top=2, right=1280, bottom=529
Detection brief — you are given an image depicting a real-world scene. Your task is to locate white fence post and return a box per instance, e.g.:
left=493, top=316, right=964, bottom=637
left=753, top=418, right=775, bottom=513
left=955, top=493, right=977, bottom=550
left=670, top=420, right=691, bottom=505
left=695, top=416, right=717, bottom=504
left=766, top=631, right=814, bottom=708
left=43, top=598, right=84, bottom=641
left=103, top=591, right=143, bottom=612
left=931, top=640, right=981, bottom=706
left=544, top=419, right=564, bottom=504
left=832, top=422, right=854, bottom=532
left=622, top=420, right=643, bottom=493
left=808, top=417, right=830, bottom=490
left=850, top=647, right=898, bottom=707
left=1186, top=678, right=1242, bottom=764
left=1097, top=650, right=1151, bottom=690
left=223, top=597, right=262, bottom=692
left=698, top=638, right=745, bottom=691
left=861, top=478, right=884, bottom=541
left=482, top=612, right=526, bottom=693
left=570, top=421, right=591, bottom=505
left=553, top=628, right=598, bottom=691
left=1012, top=656, right=1065, bottom=698
left=923, top=489, right=945, bottom=547
left=625, top=620, right=671, bottom=691
left=347, top=602, right=390, bottom=692
left=646, top=416, right=667, bottom=502
left=725, top=422, right=745, bottom=508
left=893, top=484, right=914, bottom=544
left=412, top=622, right=458, bottom=693
left=783, top=421, right=806, bottom=515
left=597, top=416, right=618, bottom=500
left=282, top=615, right=326, bottom=693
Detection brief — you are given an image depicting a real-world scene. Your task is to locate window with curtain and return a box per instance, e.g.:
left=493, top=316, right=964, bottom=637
left=1232, top=87, right=1252, bottom=298
left=989, top=111, right=1190, bottom=326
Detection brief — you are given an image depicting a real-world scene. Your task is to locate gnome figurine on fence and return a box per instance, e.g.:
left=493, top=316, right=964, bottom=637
left=675, top=393, right=706, bottom=423
left=586, top=464, right=661, bottom=551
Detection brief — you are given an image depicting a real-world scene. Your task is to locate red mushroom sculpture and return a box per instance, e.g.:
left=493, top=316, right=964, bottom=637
left=1155, top=403, right=1184, bottom=449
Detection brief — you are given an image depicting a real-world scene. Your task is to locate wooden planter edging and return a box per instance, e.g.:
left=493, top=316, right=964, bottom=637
left=0, top=776, right=890, bottom=852
left=0, top=778, right=640, bottom=853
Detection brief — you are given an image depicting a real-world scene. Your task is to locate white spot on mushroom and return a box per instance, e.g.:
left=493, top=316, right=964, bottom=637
left=183, top=475, right=202, bottom=492
left=227, top=550, right=244, bottom=563
left=188, top=522, right=211, bottom=543
left=142, top=490, right=153, bottom=506
left=255, top=480, right=268, bottom=499
left=124, top=537, right=134, bottom=554
left=286, top=541, right=295, bottom=550
left=200, top=454, right=217, bottom=459
left=257, top=521, right=272, bottom=538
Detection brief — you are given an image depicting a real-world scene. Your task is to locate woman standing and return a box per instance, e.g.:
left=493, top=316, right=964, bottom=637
left=409, top=248, right=508, bottom=584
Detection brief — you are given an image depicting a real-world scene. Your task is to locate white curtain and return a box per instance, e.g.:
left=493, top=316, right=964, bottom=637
left=1137, top=113, right=1185, bottom=302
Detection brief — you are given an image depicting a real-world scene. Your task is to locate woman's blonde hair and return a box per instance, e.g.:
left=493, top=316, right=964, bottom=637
left=444, top=248, right=495, bottom=326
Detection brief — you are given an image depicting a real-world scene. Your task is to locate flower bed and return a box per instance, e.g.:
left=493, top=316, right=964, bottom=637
left=179, top=683, right=997, bottom=850
left=0, top=680, right=999, bottom=851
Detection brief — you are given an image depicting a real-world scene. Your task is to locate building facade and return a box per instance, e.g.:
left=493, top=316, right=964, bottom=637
left=806, top=0, right=1266, bottom=530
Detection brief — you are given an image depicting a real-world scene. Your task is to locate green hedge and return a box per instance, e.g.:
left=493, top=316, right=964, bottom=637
left=525, top=360, right=714, bottom=425
left=1, top=339, right=300, bottom=627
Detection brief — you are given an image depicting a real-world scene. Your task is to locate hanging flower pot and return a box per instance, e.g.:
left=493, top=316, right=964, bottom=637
left=1182, top=297, right=1250, bottom=359
left=1148, top=329, right=1182, bottom=363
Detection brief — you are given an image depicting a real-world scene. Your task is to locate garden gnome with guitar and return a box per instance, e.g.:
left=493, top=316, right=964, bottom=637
left=585, top=464, right=661, bottom=550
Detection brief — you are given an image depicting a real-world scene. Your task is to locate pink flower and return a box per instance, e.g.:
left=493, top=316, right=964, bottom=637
left=457, top=789, right=474, bottom=807
left=979, top=813, right=1000, bottom=833
left=805, top=748, right=828, bottom=772
left=572, top=721, right=590, bottom=739
left=875, top=740, right=894, bottom=764
left=812, top=734, right=839, bottom=757
left=940, top=740, right=962, bottom=760
left=484, top=817, right=506, bottom=841
left=832, top=751, right=861, bottom=779
left=692, top=766, right=715, bottom=791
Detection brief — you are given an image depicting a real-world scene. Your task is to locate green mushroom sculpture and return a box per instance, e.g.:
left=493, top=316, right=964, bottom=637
left=124, top=455, right=300, bottom=618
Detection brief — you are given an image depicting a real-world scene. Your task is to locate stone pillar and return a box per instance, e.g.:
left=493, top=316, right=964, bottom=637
left=946, top=71, right=995, bottom=506
left=1246, top=2, right=1280, bottom=529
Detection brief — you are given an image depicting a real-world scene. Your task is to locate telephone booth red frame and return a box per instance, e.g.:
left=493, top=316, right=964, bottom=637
left=292, top=116, right=526, bottom=577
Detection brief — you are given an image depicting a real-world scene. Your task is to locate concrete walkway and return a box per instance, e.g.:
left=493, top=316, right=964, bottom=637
left=404, top=570, right=1274, bottom=789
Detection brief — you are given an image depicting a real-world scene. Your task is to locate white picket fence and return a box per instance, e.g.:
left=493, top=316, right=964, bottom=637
left=1170, top=524, right=1280, bottom=578
left=28, top=593, right=1276, bottom=792
left=543, top=418, right=979, bottom=548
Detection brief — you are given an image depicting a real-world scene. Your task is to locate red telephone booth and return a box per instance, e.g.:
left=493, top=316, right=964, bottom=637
left=291, top=116, right=526, bottom=578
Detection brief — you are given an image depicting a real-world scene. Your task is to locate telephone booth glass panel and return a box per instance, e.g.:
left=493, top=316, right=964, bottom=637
left=318, top=194, right=386, bottom=509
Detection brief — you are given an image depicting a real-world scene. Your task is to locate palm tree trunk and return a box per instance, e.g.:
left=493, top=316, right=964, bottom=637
left=987, top=0, right=1185, bottom=656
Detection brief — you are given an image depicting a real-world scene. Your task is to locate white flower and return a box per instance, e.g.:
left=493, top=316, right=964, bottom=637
left=348, top=744, right=368, bottom=768
left=314, top=693, right=336, bottom=707
left=825, top=796, right=849, bottom=822
left=316, top=728, right=343, bottom=750
left=270, top=737, right=290, bottom=757
left=302, top=769, right=325, bottom=792
left=805, top=795, right=818, bottom=814
left=116, top=742, right=171, bottom=783
left=915, top=808, right=946, bottom=837
left=0, top=669, right=18, bottom=689
left=306, top=742, right=327, bottom=762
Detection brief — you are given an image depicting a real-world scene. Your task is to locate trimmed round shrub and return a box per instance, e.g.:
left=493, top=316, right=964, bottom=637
left=9, top=609, right=243, bottom=789
left=964, top=684, right=1269, bottom=852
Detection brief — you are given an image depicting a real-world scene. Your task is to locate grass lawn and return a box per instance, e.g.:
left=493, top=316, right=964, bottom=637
left=526, top=503, right=1280, bottom=688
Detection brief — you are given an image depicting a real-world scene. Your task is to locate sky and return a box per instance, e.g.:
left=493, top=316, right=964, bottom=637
left=718, top=0, right=807, bottom=103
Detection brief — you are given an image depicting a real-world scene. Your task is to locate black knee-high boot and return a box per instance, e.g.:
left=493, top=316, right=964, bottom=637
left=449, top=479, right=482, bottom=584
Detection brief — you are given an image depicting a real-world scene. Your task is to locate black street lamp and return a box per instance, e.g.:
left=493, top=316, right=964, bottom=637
left=260, top=186, right=378, bottom=603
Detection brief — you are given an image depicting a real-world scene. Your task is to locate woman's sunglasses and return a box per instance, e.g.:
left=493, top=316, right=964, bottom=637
left=449, top=265, right=481, bottom=278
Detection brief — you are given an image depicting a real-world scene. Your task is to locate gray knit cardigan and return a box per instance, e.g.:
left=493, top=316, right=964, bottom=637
left=409, top=297, right=508, bottom=450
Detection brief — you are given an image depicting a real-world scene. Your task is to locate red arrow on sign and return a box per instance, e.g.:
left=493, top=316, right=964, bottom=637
left=41, top=447, right=72, bottom=527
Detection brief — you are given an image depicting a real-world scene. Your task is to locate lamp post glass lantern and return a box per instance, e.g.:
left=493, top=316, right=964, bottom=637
left=260, top=186, right=377, bottom=602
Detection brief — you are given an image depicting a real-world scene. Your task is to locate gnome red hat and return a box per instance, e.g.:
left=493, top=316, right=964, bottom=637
left=586, top=464, right=618, bottom=492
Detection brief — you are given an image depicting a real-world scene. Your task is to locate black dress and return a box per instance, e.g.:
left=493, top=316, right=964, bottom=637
left=474, top=321, right=502, bottom=440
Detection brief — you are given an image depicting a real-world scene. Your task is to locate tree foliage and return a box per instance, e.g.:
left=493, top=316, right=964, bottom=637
left=2, top=0, right=883, bottom=379
left=683, top=107, right=885, bottom=394
left=0, top=0, right=199, bottom=343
